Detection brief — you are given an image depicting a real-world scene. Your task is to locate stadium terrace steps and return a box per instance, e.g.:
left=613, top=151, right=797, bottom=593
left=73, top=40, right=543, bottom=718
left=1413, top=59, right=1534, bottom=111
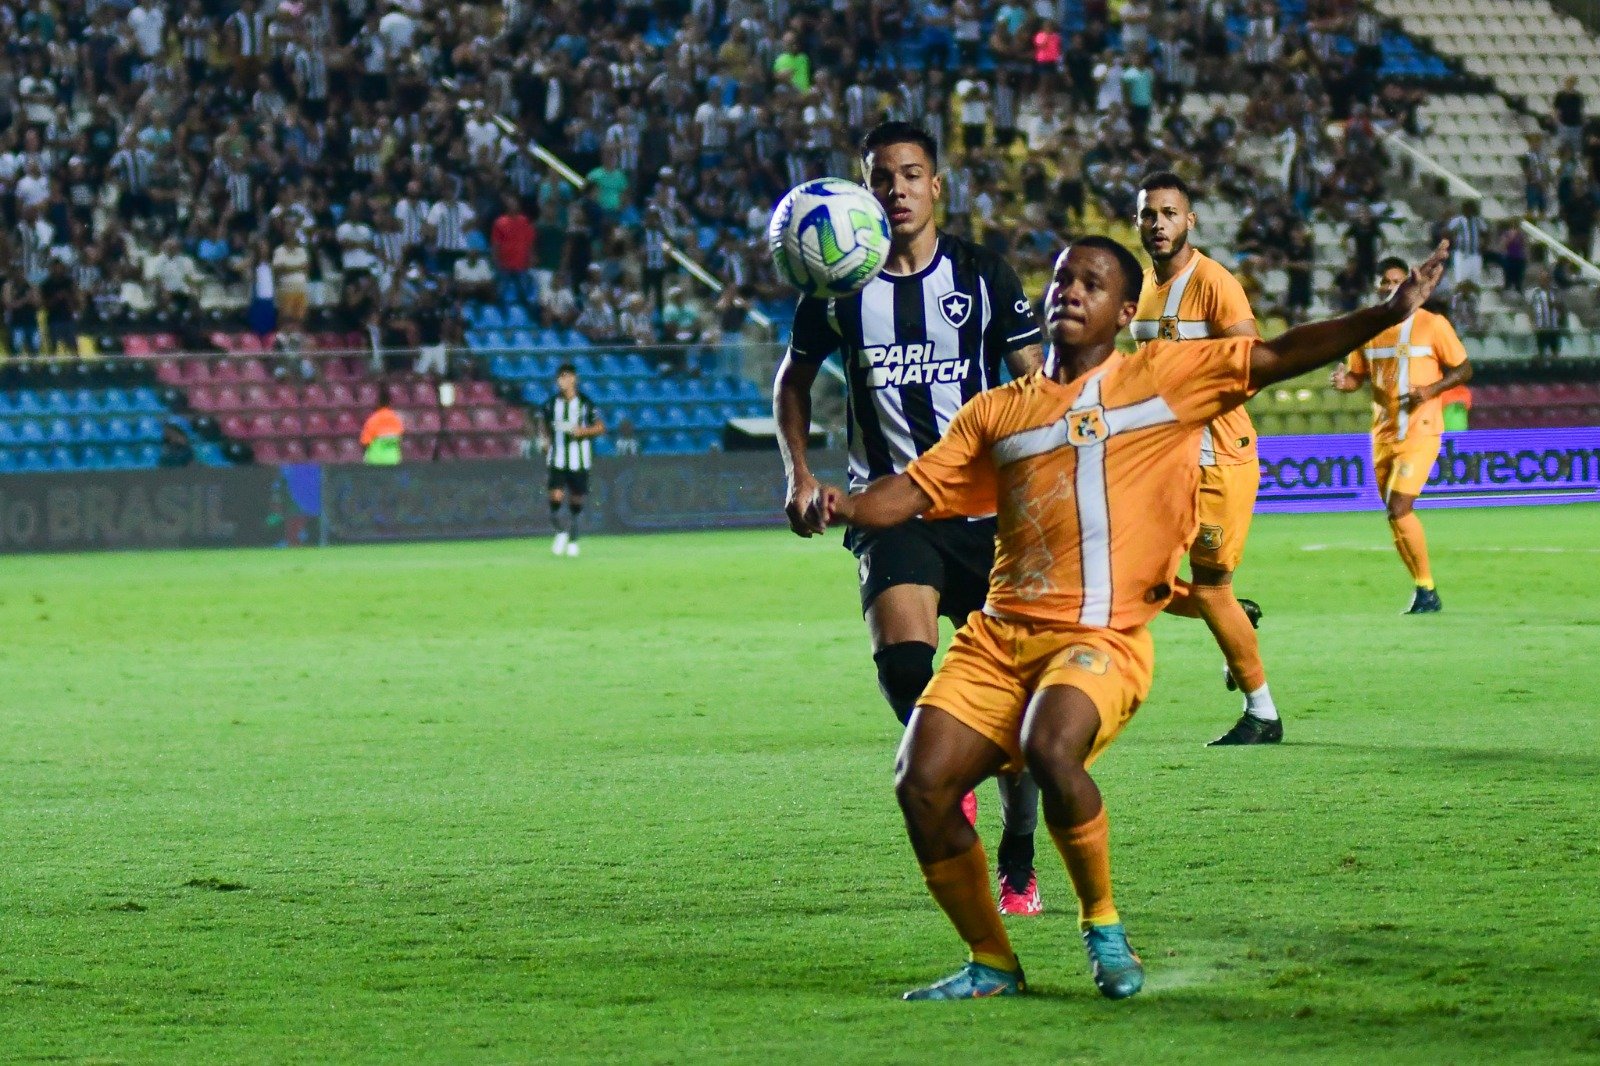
left=0, top=384, right=222, bottom=472
left=1378, top=0, right=1600, bottom=113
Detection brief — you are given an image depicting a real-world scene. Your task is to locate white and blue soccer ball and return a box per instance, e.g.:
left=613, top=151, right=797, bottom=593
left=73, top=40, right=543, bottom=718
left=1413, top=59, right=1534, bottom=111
left=767, top=177, right=892, bottom=299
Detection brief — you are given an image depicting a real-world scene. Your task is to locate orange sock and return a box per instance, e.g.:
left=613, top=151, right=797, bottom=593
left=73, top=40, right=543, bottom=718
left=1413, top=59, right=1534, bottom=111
left=919, top=842, right=1017, bottom=971
left=1048, top=808, right=1120, bottom=927
left=1192, top=584, right=1267, bottom=693
left=1162, top=578, right=1202, bottom=618
left=1388, top=513, right=1434, bottom=589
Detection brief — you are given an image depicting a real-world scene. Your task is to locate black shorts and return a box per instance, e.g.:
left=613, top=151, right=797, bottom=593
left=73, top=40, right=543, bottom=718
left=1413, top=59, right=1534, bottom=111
left=548, top=468, right=590, bottom=495
left=845, top=516, right=997, bottom=622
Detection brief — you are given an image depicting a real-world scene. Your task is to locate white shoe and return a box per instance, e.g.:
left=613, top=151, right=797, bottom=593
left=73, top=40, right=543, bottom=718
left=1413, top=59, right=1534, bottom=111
left=565, top=541, right=580, bottom=557
left=551, top=531, right=569, bottom=555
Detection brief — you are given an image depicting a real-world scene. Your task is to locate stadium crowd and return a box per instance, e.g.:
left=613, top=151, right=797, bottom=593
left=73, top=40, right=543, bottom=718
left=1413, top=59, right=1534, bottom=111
left=0, top=0, right=1596, bottom=365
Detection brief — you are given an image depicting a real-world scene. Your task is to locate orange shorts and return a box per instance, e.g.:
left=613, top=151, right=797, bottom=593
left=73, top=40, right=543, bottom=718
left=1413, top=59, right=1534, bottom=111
left=918, top=611, right=1155, bottom=774
left=1190, top=460, right=1258, bottom=573
left=1374, top=435, right=1441, bottom=501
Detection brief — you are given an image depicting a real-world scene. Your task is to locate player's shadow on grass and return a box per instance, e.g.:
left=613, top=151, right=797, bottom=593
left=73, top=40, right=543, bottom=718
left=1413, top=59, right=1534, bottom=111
left=1288, top=740, right=1600, bottom=775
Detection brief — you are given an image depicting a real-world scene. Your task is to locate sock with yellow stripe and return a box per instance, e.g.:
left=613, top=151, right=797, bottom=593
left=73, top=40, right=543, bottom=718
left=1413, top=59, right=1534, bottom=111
left=1389, top=513, right=1434, bottom=589
left=1192, top=584, right=1268, bottom=693
left=1048, top=807, right=1120, bottom=928
left=919, top=842, right=1018, bottom=972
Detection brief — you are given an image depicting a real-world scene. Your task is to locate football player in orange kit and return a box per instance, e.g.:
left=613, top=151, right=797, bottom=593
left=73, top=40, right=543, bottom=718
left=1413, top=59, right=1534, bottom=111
left=1333, top=256, right=1473, bottom=612
left=804, top=236, right=1449, bottom=1002
left=1132, top=172, right=1279, bottom=746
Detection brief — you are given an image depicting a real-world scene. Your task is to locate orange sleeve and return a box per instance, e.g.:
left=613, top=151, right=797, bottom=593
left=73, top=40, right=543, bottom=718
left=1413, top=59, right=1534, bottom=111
left=904, top=394, right=999, bottom=519
left=1431, top=316, right=1468, bottom=368
left=1346, top=349, right=1368, bottom=377
left=1144, top=338, right=1255, bottom=427
left=359, top=412, right=379, bottom=446
left=1205, top=261, right=1257, bottom=332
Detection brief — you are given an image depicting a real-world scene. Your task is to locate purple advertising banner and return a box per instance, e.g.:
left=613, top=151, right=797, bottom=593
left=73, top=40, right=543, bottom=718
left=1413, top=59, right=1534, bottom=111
left=1255, top=427, right=1600, bottom=513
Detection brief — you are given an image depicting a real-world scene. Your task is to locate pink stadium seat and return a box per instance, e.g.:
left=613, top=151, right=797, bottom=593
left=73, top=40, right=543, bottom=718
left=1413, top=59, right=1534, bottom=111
left=470, top=407, right=499, bottom=431
left=459, top=380, right=496, bottom=405
left=277, top=439, right=308, bottom=462
left=268, top=384, right=301, bottom=409
left=401, top=439, right=431, bottom=462
left=155, top=359, right=183, bottom=385
left=308, top=439, right=338, bottom=463
left=276, top=413, right=304, bottom=436
left=240, top=358, right=270, bottom=383
left=233, top=334, right=266, bottom=354
left=332, top=410, right=361, bottom=435
left=122, top=335, right=153, bottom=357
left=150, top=333, right=180, bottom=353
left=302, top=412, right=332, bottom=437
left=304, top=384, right=332, bottom=409
left=210, top=360, right=241, bottom=385
left=180, top=360, right=212, bottom=385
left=189, top=386, right=219, bottom=412
left=329, top=383, right=356, bottom=407
left=354, top=383, right=379, bottom=407
left=334, top=439, right=363, bottom=463
left=409, top=408, right=441, bottom=433
left=241, top=384, right=272, bottom=410
left=253, top=441, right=284, bottom=463
left=498, top=407, right=528, bottom=432
left=213, top=386, right=244, bottom=412
left=221, top=415, right=251, bottom=438
left=209, top=331, right=237, bottom=352
left=247, top=414, right=275, bottom=439
left=444, top=408, right=474, bottom=433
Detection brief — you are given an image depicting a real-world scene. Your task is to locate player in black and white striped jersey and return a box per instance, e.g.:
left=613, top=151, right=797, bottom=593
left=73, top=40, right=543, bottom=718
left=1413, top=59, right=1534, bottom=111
left=542, top=363, right=605, bottom=558
left=1529, top=269, right=1565, bottom=363
left=774, top=122, right=1048, bottom=915
left=1444, top=200, right=1491, bottom=288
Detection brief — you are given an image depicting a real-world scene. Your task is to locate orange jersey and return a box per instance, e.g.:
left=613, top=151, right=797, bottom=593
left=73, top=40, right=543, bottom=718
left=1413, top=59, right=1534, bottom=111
left=1130, top=251, right=1258, bottom=467
left=904, top=338, right=1257, bottom=630
left=1346, top=309, right=1468, bottom=442
left=360, top=407, right=404, bottom=446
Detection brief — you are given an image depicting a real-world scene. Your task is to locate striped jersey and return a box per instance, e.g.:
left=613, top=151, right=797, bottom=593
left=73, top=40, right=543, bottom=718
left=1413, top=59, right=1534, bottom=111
left=1530, top=286, right=1562, bottom=331
left=1445, top=214, right=1490, bottom=257
left=1346, top=309, right=1468, bottom=442
left=787, top=233, right=1041, bottom=492
left=906, top=339, right=1257, bottom=630
left=543, top=393, right=599, bottom=471
left=1130, top=250, right=1258, bottom=467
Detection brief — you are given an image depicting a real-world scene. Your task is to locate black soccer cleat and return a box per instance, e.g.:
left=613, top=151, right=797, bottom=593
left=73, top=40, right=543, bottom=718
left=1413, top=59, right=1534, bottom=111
left=1404, top=587, right=1442, bottom=614
left=1207, top=713, right=1283, bottom=746
left=1223, top=598, right=1265, bottom=691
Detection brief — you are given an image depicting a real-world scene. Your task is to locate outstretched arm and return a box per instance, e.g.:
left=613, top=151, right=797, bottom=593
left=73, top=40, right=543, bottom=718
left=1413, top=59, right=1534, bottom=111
left=1404, top=359, right=1473, bottom=412
left=774, top=352, right=824, bottom=536
left=1250, top=241, right=1449, bottom=391
left=807, top=473, right=933, bottom=532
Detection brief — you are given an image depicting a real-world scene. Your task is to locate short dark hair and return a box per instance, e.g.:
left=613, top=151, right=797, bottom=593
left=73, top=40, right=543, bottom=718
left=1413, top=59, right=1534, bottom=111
left=1376, top=256, right=1409, bottom=276
left=556, top=363, right=577, bottom=377
left=1073, top=235, right=1144, bottom=305
left=1138, top=170, right=1192, bottom=204
left=860, top=121, right=938, bottom=171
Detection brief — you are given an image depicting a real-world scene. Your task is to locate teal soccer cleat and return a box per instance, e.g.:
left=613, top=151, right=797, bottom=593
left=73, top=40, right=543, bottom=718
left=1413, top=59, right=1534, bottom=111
left=902, top=960, right=1027, bottom=1001
left=1082, top=923, right=1145, bottom=1000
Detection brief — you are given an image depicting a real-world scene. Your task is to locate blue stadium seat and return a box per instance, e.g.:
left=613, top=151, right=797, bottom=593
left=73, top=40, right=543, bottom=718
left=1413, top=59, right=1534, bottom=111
left=101, top=388, right=133, bottom=413
left=682, top=377, right=708, bottom=400
left=467, top=330, right=493, bottom=351
left=663, top=406, right=689, bottom=427
left=135, top=416, right=163, bottom=441
left=536, top=328, right=562, bottom=349
left=17, top=420, right=45, bottom=444
left=481, top=329, right=509, bottom=350
left=0, top=450, right=17, bottom=473
left=136, top=443, right=161, bottom=465
left=666, top=430, right=694, bottom=453
left=520, top=382, right=544, bottom=405
left=489, top=354, right=516, bottom=378
left=47, top=418, right=74, bottom=444
left=0, top=393, right=15, bottom=416
left=466, top=230, right=489, bottom=253
left=70, top=389, right=98, bottom=414
left=708, top=377, right=734, bottom=400
left=635, top=406, right=663, bottom=429
left=104, top=418, right=134, bottom=443
left=48, top=446, right=76, bottom=470
left=561, top=329, right=590, bottom=347
left=131, top=387, right=162, bottom=412
left=462, top=304, right=487, bottom=330
left=599, top=353, right=625, bottom=377
left=590, top=379, right=623, bottom=403
left=693, top=430, right=719, bottom=451
left=19, top=447, right=49, bottom=471
left=108, top=444, right=136, bottom=468
left=690, top=407, right=722, bottom=429
left=621, top=353, right=651, bottom=378
left=0, top=422, right=17, bottom=446
left=505, top=305, right=533, bottom=329
left=16, top=392, right=45, bottom=415
left=75, top=417, right=106, bottom=443
left=198, top=443, right=228, bottom=466
left=641, top=431, right=673, bottom=455
left=510, top=329, right=537, bottom=352
left=478, top=306, right=506, bottom=330
left=76, top=445, right=110, bottom=470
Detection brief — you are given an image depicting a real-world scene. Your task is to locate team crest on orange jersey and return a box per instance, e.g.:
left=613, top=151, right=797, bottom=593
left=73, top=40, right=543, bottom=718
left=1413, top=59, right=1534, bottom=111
left=1067, top=406, right=1109, bottom=447
left=1198, top=524, right=1223, bottom=550
left=1158, top=316, right=1179, bottom=341
left=1061, top=644, right=1111, bottom=675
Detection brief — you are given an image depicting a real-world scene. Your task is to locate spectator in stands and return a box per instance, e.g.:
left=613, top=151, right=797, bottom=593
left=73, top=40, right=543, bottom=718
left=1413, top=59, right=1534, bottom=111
left=272, top=230, right=311, bottom=332
left=159, top=422, right=195, bottom=468
left=1333, top=257, right=1367, bottom=313
left=1446, top=201, right=1490, bottom=289
left=359, top=384, right=404, bottom=466
left=1530, top=270, right=1566, bottom=364
left=1121, top=54, right=1156, bottom=143
left=144, top=237, right=206, bottom=319
left=491, top=195, right=537, bottom=304
left=40, top=259, right=79, bottom=357
left=1449, top=280, right=1482, bottom=336
left=4, top=273, right=41, bottom=357
left=246, top=239, right=276, bottom=339
left=1284, top=221, right=1315, bottom=323
left=1559, top=173, right=1596, bottom=261
left=1553, top=76, right=1585, bottom=155
left=453, top=249, right=497, bottom=304
left=613, top=417, right=641, bottom=457
left=1499, top=223, right=1528, bottom=294
left=1522, top=134, right=1552, bottom=219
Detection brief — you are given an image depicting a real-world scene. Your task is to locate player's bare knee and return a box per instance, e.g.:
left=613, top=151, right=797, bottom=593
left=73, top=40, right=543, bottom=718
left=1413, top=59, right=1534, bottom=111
left=893, top=755, right=956, bottom=824
left=1020, top=711, right=1094, bottom=780
left=1387, top=495, right=1414, bottom=520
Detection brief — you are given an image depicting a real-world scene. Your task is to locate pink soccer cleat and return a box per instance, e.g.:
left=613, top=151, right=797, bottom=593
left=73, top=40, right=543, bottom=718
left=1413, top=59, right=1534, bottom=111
left=997, top=870, right=1042, bottom=916
left=961, top=791, right=978, bottom=826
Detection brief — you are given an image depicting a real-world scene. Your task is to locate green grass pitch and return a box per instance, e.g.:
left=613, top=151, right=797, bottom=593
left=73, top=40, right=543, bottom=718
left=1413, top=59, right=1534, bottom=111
left=3, top=506, right=1599, bottom=1064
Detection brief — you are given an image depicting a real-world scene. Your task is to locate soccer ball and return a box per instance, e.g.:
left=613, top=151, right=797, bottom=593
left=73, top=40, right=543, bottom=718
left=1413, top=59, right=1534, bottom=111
left=767, top=178, right=892, bottom=298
